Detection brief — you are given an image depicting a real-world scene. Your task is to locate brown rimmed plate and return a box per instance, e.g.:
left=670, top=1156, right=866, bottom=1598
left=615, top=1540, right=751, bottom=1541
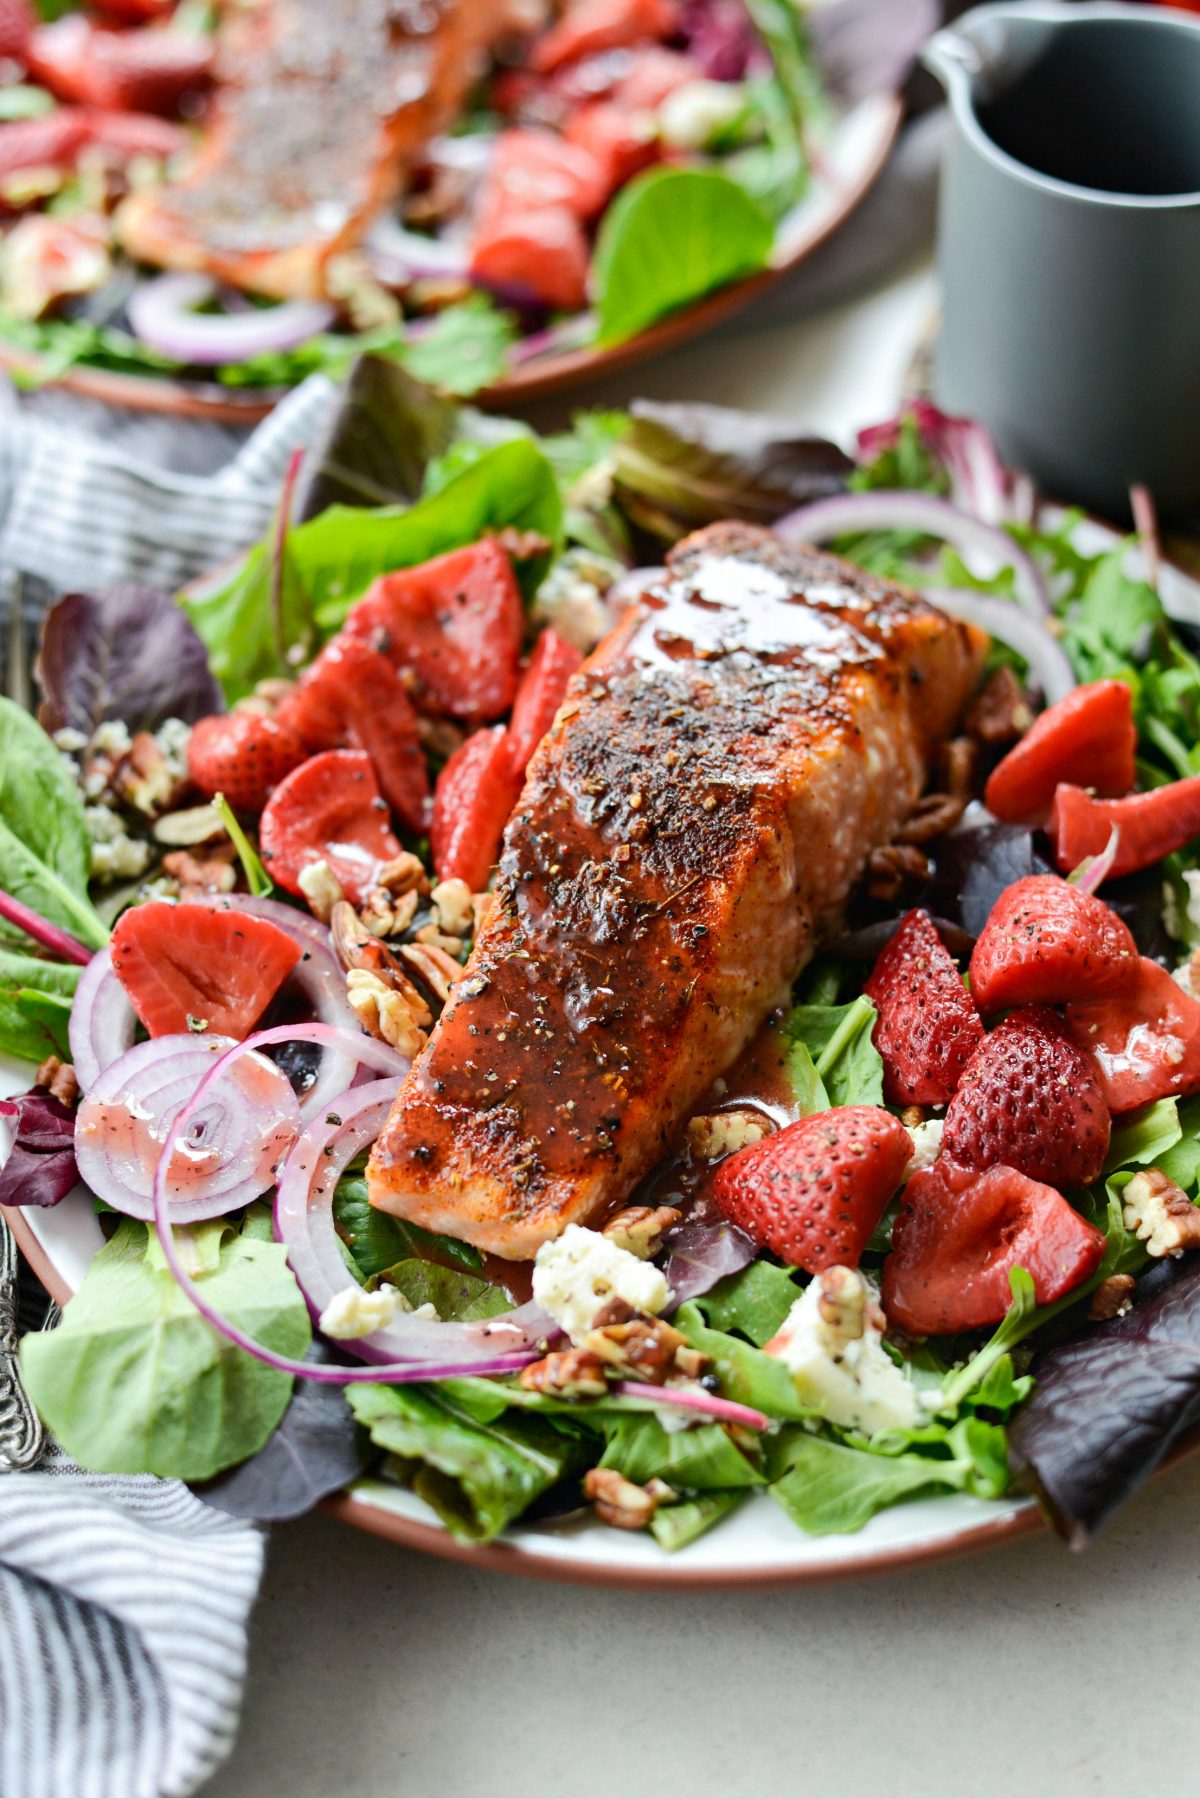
left=0, top=94, right=902, bottom=423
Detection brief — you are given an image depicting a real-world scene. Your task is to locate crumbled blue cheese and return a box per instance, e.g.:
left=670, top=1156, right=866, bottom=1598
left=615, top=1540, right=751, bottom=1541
left=533, top=1224, right=671, bottom=1344
left=658, top=80, right=750, bottom=151
left=84, top=804, right=150, bottom=883
left=903, top=1118, right=943, bottom=1181
left=319, top=1283, right=437, bottom=1339
left=530, top=549, right=623, bottom=653
left=765, top=1267, right=920, bottom=1435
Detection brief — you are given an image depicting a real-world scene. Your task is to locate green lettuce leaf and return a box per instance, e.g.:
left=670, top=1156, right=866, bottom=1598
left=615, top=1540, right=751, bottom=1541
left=333, top=1175, right=482, bottom=1276
left=0, top=951, right=81, bottom=1063
left=20, top=1214, right=311, bottom=1481
left=781, top=993, right=884, bottom=1108
left=691, top=1259, right=800, bottom=1346
left=597, top=1411, right=763, bottom=1490
left=675, top=1300, right=810, bottom=1419
left=397, top=295, right=518, bottom=396
left=766, top=1416, right=1009, bottom=1537
left=651, top=1490, right=744, bottom=1551
left=376, top=1258, right=508, bottom=1322
left=0, top=697, right=108, bottom=953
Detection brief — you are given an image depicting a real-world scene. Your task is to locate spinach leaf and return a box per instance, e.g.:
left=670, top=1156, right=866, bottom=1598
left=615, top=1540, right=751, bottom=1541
left=333, top=1175, right=482, bottom=1277
left=675, top=1300, right=810, bottom=1419
left=692, top=1258, right=800, bottom=1346
left=348, top=1383, right=590, bottom=1543
left=767, top=1429, right=976, bottom=1536
left=0, top=698, right=108, bottom=951
left=594, top=168, right=774, bottom=346
left=376, top=1258, right=508, bottom=1322
left=781, top=993, right=884, bottom=1108
left=37, top=586, right=223, bottom=738
left=20, top=1215, right=311, bottom=1481
left=0, top=950, right=80, bottom=1063
left=597, top=1411, right=762, bottom=1491
left=397, top=295, right=518, bottom=396
left=651, top=1490, right=743, bottom=1551
left=1104, top=1098, right=1183, bottom=1177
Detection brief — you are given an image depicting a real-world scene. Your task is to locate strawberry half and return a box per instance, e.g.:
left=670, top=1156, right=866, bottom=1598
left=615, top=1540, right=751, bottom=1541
left=259, top=749, right=401, bottom=907
left=883, top=1158, right=1107, bottom=1336
left=110, top=901, right=301, bottom=1039
left=968, top=874, right=1138, bottom=1012
left=1066, top=956, right=1200, bottom=1113
left=863, top=908, right=984, bottom=1105
left=943, top=1006, right=1110, bottom=1189
left=1049, top=775, right=1200, bottom=880
left=0, top=0, right=35, bottom=62
left=712, top=1104, right=911, bottom=1274
left=984, top=678, right=1136, bottom=824
left=188, top=711, right=307, bottom=813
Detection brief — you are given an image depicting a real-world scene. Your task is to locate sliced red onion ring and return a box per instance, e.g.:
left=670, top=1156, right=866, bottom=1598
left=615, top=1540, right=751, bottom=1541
left=75, top=1034, right=301, bottom=1223
left=366, top=216, right=472, bottom=286
left=127, top=274, right=334, bottom=366
left=775, top=490, right=1050, bottom=618
left=1069, top=826, right=1122, bottom=895
left=0, top=889, right=93, bottom=965
left=184, top=893, right=362, bottom=1123
left=614, top=1382, right=769, bottom=1432
left=274, top=1076, right=552, bottom=1363
left=507, top=312, right=598, bottom=366
left=68, top=948, right=137, bottom=1093
left=923, top=589, right=1076, bottom=704
left=150, top=1026, right=545, bottom=1384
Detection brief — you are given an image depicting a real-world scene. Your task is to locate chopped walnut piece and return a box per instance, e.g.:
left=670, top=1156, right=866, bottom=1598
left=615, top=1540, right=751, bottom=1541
left=297, top=859, right=345, bottom=922
left=413, top=921, right=464, bottom=958
left=1087, top=1274, right=1136, bottom=1321
left=492, top=526, right=553, bottom=562
left=374, top=853, right=430, bottom=898
left=430, top=878, right=474, bottom=938
left=896, top=792, right=966, bottom=846
left=115, top=731, right=186, bottom=816
left=1122, top=1168, right=1200, bottom=1258
left=394, top=941, right=462, bottom=1007
left=602, top=1205, right=682, bottom=1259
left=518, top=1348, right=609, bottom=1398
left=162, top=844, right=237, bottom=894
left=815, top=1264, right=887, bottom=1340
left=472, top=892, right=496, bottom=937
left=964, top=666, right=1035, bottom=746
left=686, top=1109, right=770, bottom=1162
left=415, top=716, right=467, bottom=762
left=900, top=1105, right=925, bottom=1130
left=331, top=900, right=374, bottom=972
left=865, top=842, right=930, bottom=901
left=345, top=968, right=428, bottom=1057
left=34, top=1056, right=79, bottom=1107
left=583, top=1467, right=660, bottom=1530
left=358, top=886, right=420, bottom=939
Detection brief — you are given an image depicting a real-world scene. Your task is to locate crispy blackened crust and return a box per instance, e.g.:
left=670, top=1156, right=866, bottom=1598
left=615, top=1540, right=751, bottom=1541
left=368, top=524, right=986, bottom=1257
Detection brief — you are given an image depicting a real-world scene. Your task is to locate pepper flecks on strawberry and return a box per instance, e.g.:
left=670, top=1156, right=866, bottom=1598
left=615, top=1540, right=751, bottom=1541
left=188, top=710, right=307, bottom=813
left=942, top=1005, right=1111, bottom=1190
left=431, top=724, right=523, bottom=892
left=984, top=678, right=1136, bottom=825
left=1050, top=775, right=1200, bottom=881
left=258, top=748, right=401, bottom=907
left=882, top=1159, right=1107, bottom=1337
left=863, top=908, right=983, bottom=1106
left=110, top=900, right=301, bottom=1040
left=713, top=1105, right=911, bottom=1275
left=1066, top=956, right=1200, bottom=1113
left=968, top=874, right=1138, bottom=1012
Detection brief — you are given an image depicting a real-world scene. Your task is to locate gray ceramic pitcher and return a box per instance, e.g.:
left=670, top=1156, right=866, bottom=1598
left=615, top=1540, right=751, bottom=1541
left=925, top=0, right=1200, bottom=518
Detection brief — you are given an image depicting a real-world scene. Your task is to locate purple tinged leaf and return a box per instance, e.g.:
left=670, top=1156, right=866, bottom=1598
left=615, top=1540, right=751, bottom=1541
left=809, top=0, right=940, bottom=105
left=37, top=585, right=225, bottom=739
left=680, top=0, right=758, bottom=79
left=0, top=1089, right=78, bottom=1209
left=1008, top=1258, right=1200, bottom=1547
left=663, top=1198, right=757, bottom=1308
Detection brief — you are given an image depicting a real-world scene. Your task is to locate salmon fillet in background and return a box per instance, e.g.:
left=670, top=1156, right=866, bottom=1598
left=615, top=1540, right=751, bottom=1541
left=368, top=523, right=987, bottom=1260
left=118, top=0, right=521, bottom=300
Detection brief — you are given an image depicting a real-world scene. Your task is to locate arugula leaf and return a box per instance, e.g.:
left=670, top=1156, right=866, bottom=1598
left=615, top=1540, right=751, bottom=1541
left=1155, top=1095, right=1200, bottom=1194
left=675, top=1300, right=810, bottom=1419
left=20, top=1215, right=311, bottom=1480
left=594, top=168, right=774, bottom=346
left=0, top=698, right=108, bottom=951
left=651, top=1490, right=743, bottom=1551
left=37, top=586, right=223, bottom=738
left=691, top=1259, right=800, bottom=1346
left=597, top=1411, right=763, bottom=1490
left=781, top=994, right=884, bottom=1108
left=333, top=1175, right=483, bottom=1277
left=348, top=1383, right=590, bottom=1543
left=376, top=1258, right=508, bottom=1322
left=0, top=950, right=80, bottom=1063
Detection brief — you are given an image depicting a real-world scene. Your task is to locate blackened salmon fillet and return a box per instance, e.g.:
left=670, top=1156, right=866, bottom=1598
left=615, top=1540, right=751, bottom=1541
left=119, top=0, right=512, bottom=300
left=368, top=523, right=986, bottom=1259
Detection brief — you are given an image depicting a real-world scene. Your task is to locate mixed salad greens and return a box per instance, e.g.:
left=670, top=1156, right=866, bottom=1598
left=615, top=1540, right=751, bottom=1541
left=6, top=366, right=1200, bottom=1557
left=0, top=0, right=927, bottom=399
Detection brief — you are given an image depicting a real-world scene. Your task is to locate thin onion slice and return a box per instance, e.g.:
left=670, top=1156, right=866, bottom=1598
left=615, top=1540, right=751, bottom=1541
left=923, top=588, right=1076, bottom=704
left=274, top=1077, right=552, bottom=1362
left=1069, top=826, right=1122, bottom=896
left=68, top=948, right=137, bottom=1093
left=366, top=216, right=472, bottom=286
left=150, top=1026, right=546, bottom=1384
left=128, top=274, right=334, bottom=366
left=775, top=490, right=1050, bottom=617
left=614, top=1382, right=769, bottom=1431
left=76, top=1033, right=301, bottom=1223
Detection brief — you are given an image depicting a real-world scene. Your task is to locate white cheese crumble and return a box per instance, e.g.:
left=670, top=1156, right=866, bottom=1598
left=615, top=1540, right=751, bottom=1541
left=765, top=1267, right=920, bottom=1435
left=658, top=79, right=748, bottom=150
left=83, top=804, right=150, bottom=882
left=903, top=1119, right=944, bottom=1181
left=532, top=1224, right=671, bottom=1345
left=319, top=1284, right=437, bottom=1340
left=530, top=549, right=622, bottom=653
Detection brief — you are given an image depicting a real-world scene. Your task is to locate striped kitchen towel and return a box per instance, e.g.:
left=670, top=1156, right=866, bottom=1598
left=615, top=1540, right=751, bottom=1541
left=0, top=1445, right=264, bottom=1798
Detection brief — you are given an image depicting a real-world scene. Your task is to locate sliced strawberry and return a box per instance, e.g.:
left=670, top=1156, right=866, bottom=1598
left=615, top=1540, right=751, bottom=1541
left=345, top=542, right=524, bottom=725
left=942, top=1006, right=1110, bottom=1189
left=84, top=107, right=185, bottom=161
left=713, top=1105, right=911, bottom=1274
left=89, top=0, right=176, bottom=19
left=476, top=127, right=610, bottom=225
left=968, top=874, right=1139, bottom=1011
left=0, top=0, right=35, bottom=62
left=984, top=679, right=1136, bottom=824
left=1066, top=956, right=1200, bottom=1113
left=110, top=900, right=301, bottom=1039
left=563, top=103, right=658, bottom=198
left=505, top=628, right=583, bottom=781
left=470, top=203, right=592, bottom=311
left=863, top=909, right=983, bottom=1105
left=277, top=635, right=429, bottom=833
left=259, top=750, right=401, bottom=907
left=187, top=711, right=307, bottom=813
left=28, top=17, right=212, bottom=114
left=883, top=1159, right=1106, bottom=1336
left=613, top=45, right=702, bottom=108
left=1049, top=776, right=1200, bottom=880
left=431, top=725, right=522, bottom=892
left=0, top=110, right=90, bottom=180
left=531, top=0, right=680, bottom=74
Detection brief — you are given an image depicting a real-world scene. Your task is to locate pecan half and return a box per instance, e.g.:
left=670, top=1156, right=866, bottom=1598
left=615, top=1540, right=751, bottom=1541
left=583, top=1468, right=660, bottom=1530
left=865, top=842, right=930, bottom=901
left=1087, top=1274, right=1136, bottom=1321
left=1122, top=1167, right=1200, bottom=1257
left=964, top=666, right=1035, bottom=746
left=519, top=1349, right=609, bottom=1399
left=896, top=792, right=966, bottom=846
left=34, top=1056, right=79, bottom=1106
left=602, top=1205, right=682, bottom=1259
